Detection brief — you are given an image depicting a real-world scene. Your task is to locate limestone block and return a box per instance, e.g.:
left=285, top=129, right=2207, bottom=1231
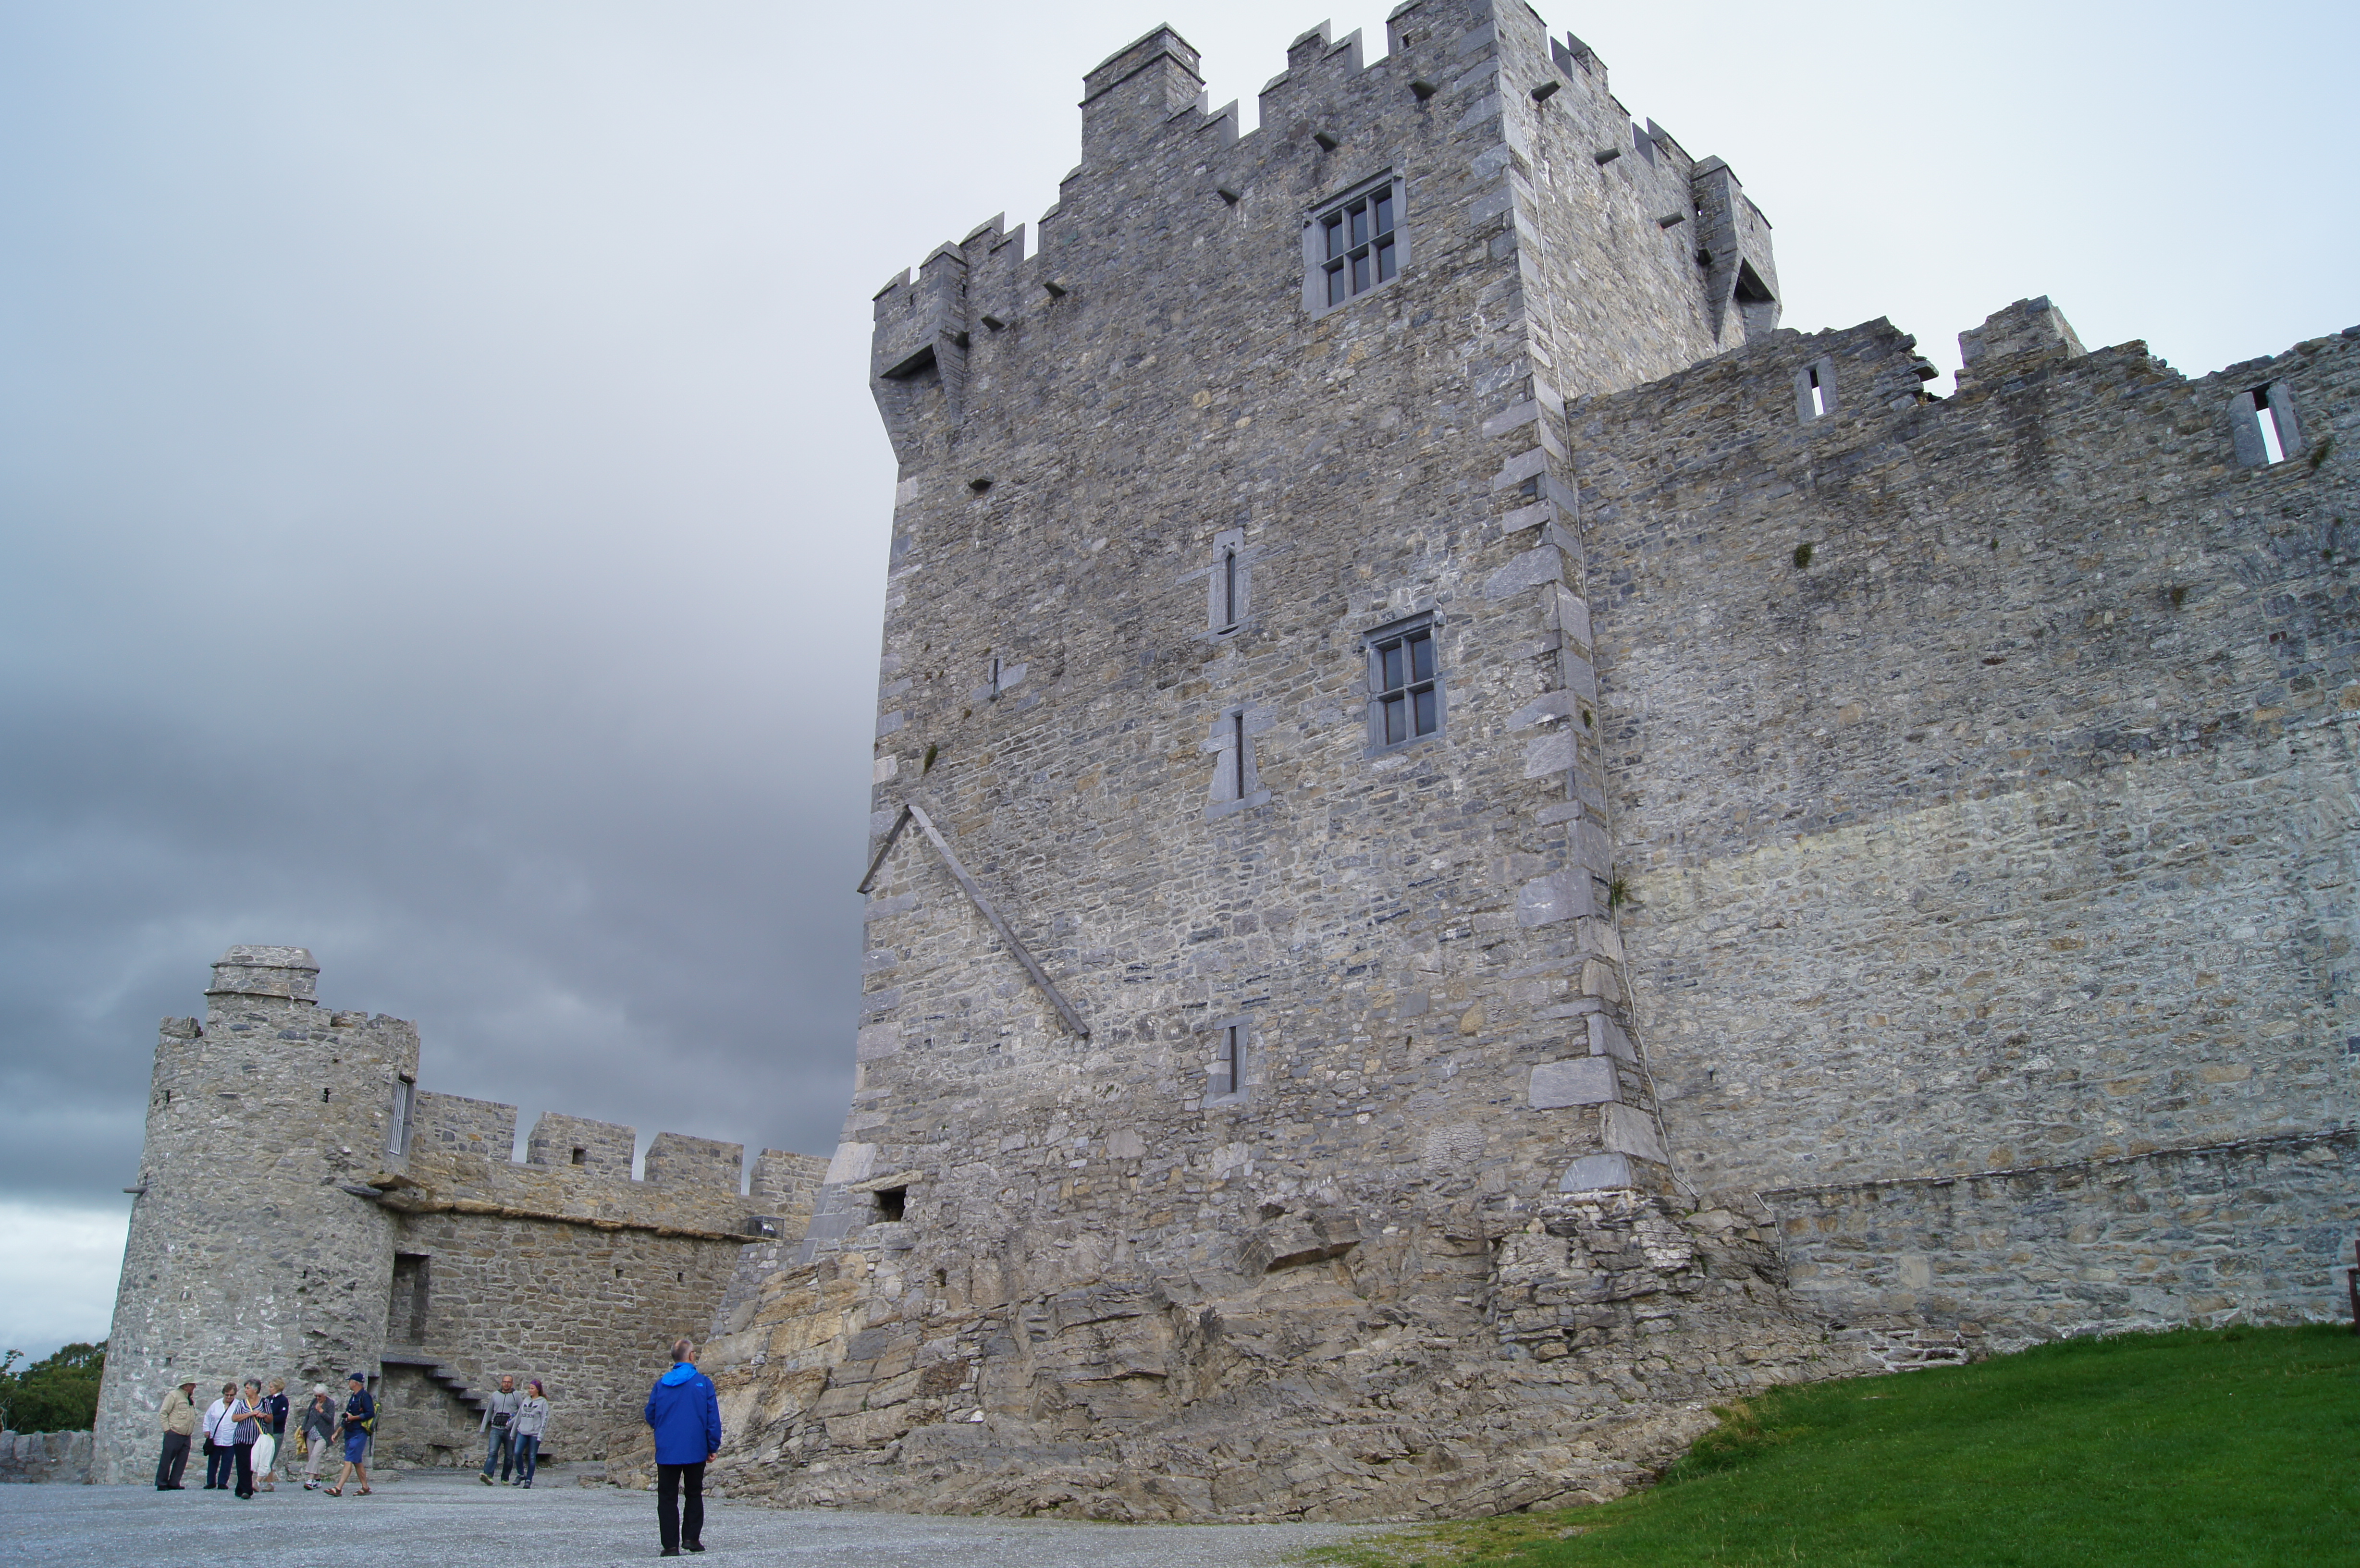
left=824, top=1142, right=878, bottom=1186
left=1518, top=870, right=1594, bottom=927
left=1601, top=1103, right=1668, bottom=1164
left=1530, top=1057, right=1619, bottom=1108
left=1559, top=1152, right=1634, bottom=1192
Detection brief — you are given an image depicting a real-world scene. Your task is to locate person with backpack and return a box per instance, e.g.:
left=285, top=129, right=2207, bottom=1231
left=478, top=1373, right=521, bottom=1485
left=643, top=1338, right=722, bottom=1556
left=327, top=1372, right=374, bottom=1496
left=508, top=1379, right=550, bottom=1487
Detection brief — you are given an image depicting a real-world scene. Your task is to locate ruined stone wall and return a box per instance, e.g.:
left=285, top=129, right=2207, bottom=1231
left=1577, top=302, right=2360, bottom=1339
left=91, top=948, right=415, bottom=1485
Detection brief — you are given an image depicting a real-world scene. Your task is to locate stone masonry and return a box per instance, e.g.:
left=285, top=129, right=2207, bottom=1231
left=90, top=947, right=827, bottom=1483
left=698, top=0, right=2357, bottom=1524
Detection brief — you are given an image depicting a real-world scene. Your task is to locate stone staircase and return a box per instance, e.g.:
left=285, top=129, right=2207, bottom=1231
left=379, top=1350, right=488, bottom=1419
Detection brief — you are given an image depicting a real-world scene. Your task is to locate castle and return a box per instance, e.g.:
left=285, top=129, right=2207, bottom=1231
left=89, top=946, right=827, bottom=1484
left=93, top=0, right=2353, bottom=1520
left=695, top=0, right=2355, bottom=1522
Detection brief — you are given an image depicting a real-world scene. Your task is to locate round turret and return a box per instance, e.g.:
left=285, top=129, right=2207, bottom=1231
left=90, top=947, right=418, bottom=1483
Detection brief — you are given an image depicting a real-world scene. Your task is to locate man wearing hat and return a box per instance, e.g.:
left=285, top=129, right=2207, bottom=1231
left=327, top=1372, right=376, bottom=1496
left=154, top=1378, right=198, bottom=1490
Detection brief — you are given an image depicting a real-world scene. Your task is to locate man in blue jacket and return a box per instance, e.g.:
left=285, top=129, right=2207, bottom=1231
left=643, top=1336, right=723, bottom=1556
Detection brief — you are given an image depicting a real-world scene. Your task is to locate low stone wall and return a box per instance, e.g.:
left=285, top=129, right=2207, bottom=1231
left=1762, top=1129, right=2358, bottom=1360
left=0, top=1431, right=93, bottom=1484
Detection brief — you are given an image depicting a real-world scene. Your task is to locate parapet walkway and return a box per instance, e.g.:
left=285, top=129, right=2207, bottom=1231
left=0, top=1466, right=1385, bottom=1566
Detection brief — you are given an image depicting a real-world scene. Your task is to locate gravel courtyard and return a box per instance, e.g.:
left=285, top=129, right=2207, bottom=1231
left=0, top=1468, right=1390, bottom=1567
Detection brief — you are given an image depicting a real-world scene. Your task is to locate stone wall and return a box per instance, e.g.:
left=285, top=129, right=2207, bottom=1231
left=0, top=1432, right=93, bottom=1484
left=386, top=1208, right=746, bottom=1463
left=1764, top=1129, right=2356, bottom=1362
left=1576, top=298, right=2360, bottom=1345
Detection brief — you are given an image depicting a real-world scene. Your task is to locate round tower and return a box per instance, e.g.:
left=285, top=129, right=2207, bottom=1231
left=91, top=947, right=418, bottom=1484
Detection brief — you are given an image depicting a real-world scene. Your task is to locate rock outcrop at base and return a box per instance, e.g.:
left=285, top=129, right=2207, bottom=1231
left=701, top=1191, right=1870, bottom=1521
left=0, top=1431, right=94, bottom=1485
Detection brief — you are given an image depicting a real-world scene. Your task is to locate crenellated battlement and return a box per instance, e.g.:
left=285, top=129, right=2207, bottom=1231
left=868, top=0, right=1779, bottom=469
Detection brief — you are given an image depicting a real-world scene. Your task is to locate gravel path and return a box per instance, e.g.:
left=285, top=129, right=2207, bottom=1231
left=0, top=1469, right=1393, bottom=1567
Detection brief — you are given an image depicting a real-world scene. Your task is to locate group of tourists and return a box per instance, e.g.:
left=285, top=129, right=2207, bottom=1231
left=148, top=1340, right=721, bottom=1558
left=153, top=1372, right=380, bottom=1496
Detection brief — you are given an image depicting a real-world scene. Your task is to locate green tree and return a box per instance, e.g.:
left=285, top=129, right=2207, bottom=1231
left=0, top=1341, right=106, bottom=1432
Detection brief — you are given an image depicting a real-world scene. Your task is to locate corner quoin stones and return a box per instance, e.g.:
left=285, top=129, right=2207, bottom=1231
left=89, top=946, right=827, bottom=1484
left=697, top=0, right=2357, bottom=1523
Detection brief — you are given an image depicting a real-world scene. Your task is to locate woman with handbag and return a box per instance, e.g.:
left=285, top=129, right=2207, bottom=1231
left=201, top=1383, right=235, bottom=1489
left=253, top=1378, right=288, bottom=1490
left=228, top=1379, right=264, bottom=1498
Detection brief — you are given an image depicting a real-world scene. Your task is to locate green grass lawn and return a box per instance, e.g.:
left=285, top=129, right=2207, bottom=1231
left=1317, top=1325, right=2360, bottom=1568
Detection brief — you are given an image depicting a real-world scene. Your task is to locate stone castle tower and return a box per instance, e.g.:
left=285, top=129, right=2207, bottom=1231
left=91, top=949, right=828, bottom=1484
left=91, top=948, right=416, bottom=1481
left=698, top=0, right=2356, bottom=1521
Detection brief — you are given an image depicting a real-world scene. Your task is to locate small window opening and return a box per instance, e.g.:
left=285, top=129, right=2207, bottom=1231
left=987, top=656, right=1003, bottom=699
left=1312, top=183, right=1400, bottom=309
left=2233, top=382, right=2303, bottom=468
left=571, top=1147, right=586, bottom=1166
left=1219, top=1024, right=1244, bottom=1097
left=1795, top=357, right=1839, bottom=424
left=876, top=1186, right=907, bottom=1223
left=384, top=1078, right=414, bottom=1158
left=322, top=1087, right=332, bottom=1103
left=1368, top=621, right=1441, bottom=748
left=676, top=1271, right=684, bottom=1282
left=389, top=1253, right=430, bottom=1344
left=1230, top=712, right=1248, bottom=800
left=1220, top=549, right=1240, bottom=630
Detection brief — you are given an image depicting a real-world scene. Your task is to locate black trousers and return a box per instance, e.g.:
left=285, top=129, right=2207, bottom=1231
left=232, top=1441, right=256, bottom=1497
left=656, top=1461, right=705, bottom=1552
left=156, top=1431, right=190, bottom=1488
left=204, top=1439, right=232, bottom=1488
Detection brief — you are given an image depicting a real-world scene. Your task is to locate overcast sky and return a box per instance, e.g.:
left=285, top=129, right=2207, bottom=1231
left=2, top=0, right=2351, bottom=1362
